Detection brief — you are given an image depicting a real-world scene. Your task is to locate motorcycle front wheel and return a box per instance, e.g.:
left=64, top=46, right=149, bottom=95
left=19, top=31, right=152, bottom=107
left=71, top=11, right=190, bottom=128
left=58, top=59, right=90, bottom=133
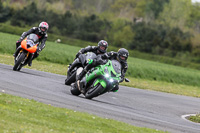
left=85, top=84, right=104, bottom=99
left=13, top=52, right=26, bottom=71
left=65, top=71, right=76, bottom=85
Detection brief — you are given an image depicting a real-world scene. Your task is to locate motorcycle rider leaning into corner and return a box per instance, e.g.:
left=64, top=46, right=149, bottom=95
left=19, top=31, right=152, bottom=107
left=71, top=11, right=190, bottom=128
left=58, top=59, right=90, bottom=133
left=14, top=21, right=49, bottom=66
left=67, top=40, right=108, bottom=75
left=75, top=48, right=129, bottom=94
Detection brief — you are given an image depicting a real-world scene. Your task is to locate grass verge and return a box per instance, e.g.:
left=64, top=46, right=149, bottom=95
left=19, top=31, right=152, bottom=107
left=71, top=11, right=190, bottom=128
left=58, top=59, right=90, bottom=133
left=189, top=114, right=200, bottom=123
left=0, top=93, right=165, bottom=133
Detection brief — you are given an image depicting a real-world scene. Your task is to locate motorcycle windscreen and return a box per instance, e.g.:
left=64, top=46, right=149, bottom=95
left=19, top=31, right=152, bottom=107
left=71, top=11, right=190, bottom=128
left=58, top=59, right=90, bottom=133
left=85, top=52, right=97, bottom=63
left=26, top=40, right=36, bottom=47
left=111, top=60, right=121, bottom=74
left=27, top=34, right=39, bottom=44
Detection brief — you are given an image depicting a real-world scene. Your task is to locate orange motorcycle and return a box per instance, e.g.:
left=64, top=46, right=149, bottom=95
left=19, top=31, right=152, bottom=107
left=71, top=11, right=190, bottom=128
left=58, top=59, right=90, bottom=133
left=13, top=34, right=39, bottom=71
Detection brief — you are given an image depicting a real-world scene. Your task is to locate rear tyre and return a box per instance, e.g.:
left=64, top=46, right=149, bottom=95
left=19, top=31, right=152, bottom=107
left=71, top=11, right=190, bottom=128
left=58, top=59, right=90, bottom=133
left=85, top=84, right=104, bottom=99
left=70, top=85, right=81, bottom=96
left=65, top=71, right=76, bottom=85
left=13, top=52, right=26, bottom=71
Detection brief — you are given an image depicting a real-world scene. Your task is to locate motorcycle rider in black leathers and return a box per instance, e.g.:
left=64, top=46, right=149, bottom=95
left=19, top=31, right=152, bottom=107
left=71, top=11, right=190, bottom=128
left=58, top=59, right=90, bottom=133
left=67, top=40, right=108, bottom=76
left=14, top=22, right=49, bottom=66
left=76, top=48, right=129, bottom=93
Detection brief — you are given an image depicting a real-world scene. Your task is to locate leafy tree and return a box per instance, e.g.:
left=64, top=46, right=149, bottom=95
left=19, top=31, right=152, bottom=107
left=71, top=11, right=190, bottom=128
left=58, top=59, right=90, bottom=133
left=131, top=23, right=161, bottom=53
left=0, top=1, right=11, bottom=22
left=158, top=0, right=191, bottom=29
left=72, top=0, right=114, bottom=13
left=130, top=23, right=192, bottom=56
left=187, top=4, right=200, bottom=32
left=77, top=14, right=111, bottom=42
left=57, top=11, right=77, bottom=35
left=111, top=0, right=137, bottom=19
left=144, top=0, right=169, bottom=22
left=107, top=19, right=134, bottom=47
left=10, top=2, right=40, bottom=26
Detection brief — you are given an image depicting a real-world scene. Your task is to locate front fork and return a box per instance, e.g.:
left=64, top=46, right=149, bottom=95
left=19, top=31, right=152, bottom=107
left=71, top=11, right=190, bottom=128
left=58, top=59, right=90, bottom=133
left=15, top=49, right=30, bottom=65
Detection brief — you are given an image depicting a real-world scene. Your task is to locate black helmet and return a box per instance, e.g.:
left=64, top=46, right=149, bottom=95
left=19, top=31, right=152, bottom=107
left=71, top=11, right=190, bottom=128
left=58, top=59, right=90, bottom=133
left=39, top=22, right=49, bottom=34
left=117, top=48, right=129, bottom=63
left=97, top=40, right=108, bottom=53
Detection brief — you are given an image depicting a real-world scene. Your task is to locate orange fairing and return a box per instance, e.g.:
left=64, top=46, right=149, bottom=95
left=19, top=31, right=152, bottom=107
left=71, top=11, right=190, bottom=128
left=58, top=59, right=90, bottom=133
left=21, top=39, right=38, bottom=53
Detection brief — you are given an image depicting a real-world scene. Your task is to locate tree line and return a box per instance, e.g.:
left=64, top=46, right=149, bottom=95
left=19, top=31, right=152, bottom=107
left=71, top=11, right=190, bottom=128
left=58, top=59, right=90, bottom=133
left=0, top=1, right=200, bottom=63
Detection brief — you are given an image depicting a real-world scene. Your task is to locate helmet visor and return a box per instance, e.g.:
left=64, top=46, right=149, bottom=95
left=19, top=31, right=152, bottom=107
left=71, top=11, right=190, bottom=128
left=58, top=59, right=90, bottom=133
left=41, top=27, right=47, bottom=32
left=120, top=55, right=127, bottom=61
left=100, top=46, right=106, bottom=51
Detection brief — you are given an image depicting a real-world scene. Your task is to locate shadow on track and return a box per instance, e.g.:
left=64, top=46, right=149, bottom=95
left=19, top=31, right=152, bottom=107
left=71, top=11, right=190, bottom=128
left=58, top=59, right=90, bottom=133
left=65, top=90, right=137, bottom=111
left=91, top=98, right=137, bottom=111
left=12, top=70, right=44, bottom=77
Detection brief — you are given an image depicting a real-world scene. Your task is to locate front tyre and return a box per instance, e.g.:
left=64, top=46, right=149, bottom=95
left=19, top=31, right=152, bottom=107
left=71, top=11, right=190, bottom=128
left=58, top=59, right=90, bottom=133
left=85, top=84, right=104, bottom=99
left=65, top=71, right=76, bottom=85
left=13, top=52, right=26, bottom=71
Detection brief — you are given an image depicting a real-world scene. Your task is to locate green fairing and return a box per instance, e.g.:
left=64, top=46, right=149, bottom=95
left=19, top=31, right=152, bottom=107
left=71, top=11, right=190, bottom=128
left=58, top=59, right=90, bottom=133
left=86, top=67, right=103, bottom=82
left=85, top=60, right=121, bottom=88
left=94, top=79, right=107, bottom=88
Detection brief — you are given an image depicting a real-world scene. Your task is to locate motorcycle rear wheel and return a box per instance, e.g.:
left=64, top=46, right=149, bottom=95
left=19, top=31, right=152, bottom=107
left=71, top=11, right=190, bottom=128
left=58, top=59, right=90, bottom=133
left=70, top=85, right=81, bottom=96
left=13, top=52, right=26, bottom=71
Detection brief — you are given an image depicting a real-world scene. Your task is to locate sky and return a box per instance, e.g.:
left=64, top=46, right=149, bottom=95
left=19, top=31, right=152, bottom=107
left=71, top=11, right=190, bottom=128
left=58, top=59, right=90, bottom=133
left=192, top=0, right=200, bottom=3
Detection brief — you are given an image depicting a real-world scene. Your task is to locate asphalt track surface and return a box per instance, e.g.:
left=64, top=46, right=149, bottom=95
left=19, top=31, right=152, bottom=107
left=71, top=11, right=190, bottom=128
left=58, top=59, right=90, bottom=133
left=0, top=63, right=200, bottom=133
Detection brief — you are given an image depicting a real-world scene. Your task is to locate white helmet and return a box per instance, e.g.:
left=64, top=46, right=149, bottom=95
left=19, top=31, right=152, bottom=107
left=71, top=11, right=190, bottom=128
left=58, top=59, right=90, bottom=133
left=39, top=22, right=49, bottom=34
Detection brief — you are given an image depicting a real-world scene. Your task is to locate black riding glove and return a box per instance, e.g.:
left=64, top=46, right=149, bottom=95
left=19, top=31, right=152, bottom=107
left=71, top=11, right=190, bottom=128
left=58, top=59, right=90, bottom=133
left=36, top=47, right=41, bottom=54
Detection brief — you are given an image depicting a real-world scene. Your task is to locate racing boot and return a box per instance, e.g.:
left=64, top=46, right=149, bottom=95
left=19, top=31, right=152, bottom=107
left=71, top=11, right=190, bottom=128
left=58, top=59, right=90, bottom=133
left=76, top=69, right=87, bottom=94
left=76, top=77, right=86, bottom=94
left=76, top=62, right=95, bottom=93
left=28, top=53, right=38, bottom=67
left=28, top=60, right=32, bottom=66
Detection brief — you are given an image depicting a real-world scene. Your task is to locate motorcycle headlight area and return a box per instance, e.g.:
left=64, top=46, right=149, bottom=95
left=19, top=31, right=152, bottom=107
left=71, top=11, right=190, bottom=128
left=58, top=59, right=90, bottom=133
left=109, top=78, right=114, bottom=83
left=104, top=67, right=117, bottom=83
left=104, top=67, right=110, bottom=78
left=104, top=74, right=114, bottom=83
left=105, top=73, right=109, bottom=78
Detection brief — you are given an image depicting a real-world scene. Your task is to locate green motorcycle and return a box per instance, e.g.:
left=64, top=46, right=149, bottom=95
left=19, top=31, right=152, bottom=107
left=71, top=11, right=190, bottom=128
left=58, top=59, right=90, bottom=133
left=71, top=55, right=129, bottom=99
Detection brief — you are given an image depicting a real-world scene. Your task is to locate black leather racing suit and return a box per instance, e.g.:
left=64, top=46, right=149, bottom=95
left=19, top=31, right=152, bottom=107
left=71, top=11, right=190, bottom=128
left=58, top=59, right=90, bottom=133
left=68, top=46, right=104, bottom=74
left=76, top=46, right=102, bottom=58
left=16, top=27, right=48, bottom=59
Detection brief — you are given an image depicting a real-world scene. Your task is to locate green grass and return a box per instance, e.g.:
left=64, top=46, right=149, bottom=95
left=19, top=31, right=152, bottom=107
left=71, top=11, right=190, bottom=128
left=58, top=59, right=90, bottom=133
left=2, top=23, right=200, bottom=70
left=1, top=32, right=200, bottom=88
left=0, top=93, right=165, bottom=133
left=189, top=114, right=200, bottom=123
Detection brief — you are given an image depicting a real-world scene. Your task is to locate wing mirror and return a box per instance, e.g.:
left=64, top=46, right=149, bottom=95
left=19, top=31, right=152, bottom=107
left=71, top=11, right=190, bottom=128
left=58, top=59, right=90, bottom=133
left=125, top=78, right=130, bottom=82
